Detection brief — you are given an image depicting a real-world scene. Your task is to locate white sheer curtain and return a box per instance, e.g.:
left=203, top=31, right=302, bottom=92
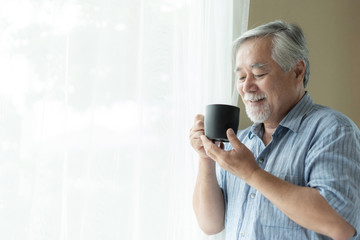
left=0, top=0, right=248, bottom=239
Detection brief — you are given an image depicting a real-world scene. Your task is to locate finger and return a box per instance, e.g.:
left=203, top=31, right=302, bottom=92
left=189, top=128, right=205, bottom=141
left=191, top=138, right=204, bottom=151
left=200, top=135, right=223, bottom=161
left=190, top=130, right=206, bottom=147
left=189, top=124, right=205, bottom=135
left=194, top=119, right=204, bottom=130
left=226, top=128, right=243, bottom=151
left=194, top=114, right=204, bottom=123
left=191, top=135, right=204, bottom=148
left=189, top=126, right=204, bottom=139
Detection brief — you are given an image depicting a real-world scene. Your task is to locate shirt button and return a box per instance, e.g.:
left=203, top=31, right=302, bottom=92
left=241, top=232, right=245, bottom=237
left=250, top=193, right=256, bottom=199
left=258, top=158, right=264, bottom=164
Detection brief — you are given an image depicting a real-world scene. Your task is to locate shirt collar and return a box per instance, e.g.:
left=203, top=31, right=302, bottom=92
left=279, top=91, right=313, bottom=133
left=248, top=92, right=314, bottom=138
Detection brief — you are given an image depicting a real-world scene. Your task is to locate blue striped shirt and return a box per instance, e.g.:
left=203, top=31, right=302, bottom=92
left=217, top=92, right=360, bottom=239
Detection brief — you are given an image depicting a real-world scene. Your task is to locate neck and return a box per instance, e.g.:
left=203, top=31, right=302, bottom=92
left=260, top=90, right=306, bottom=146
left=262, top=124, right=276, bottom=146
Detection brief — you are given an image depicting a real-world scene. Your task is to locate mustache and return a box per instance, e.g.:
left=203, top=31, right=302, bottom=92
left=243, top=93, right=267, bottom=101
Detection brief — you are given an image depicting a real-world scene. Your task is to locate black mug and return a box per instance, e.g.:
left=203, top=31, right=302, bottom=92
left=205, top=104, right=240, bottom=142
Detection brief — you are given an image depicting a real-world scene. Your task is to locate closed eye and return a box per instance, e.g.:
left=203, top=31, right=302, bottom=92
left=238, top=76, right=246, bottom=82
left=254, top=73, right=267, bottom=78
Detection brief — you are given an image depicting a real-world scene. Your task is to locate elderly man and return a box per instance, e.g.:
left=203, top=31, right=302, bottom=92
left=190, top=21, right=360, bottom=240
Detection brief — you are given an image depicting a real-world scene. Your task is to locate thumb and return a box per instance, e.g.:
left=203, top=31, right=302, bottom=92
left=226, top=128, right=242, bottom=151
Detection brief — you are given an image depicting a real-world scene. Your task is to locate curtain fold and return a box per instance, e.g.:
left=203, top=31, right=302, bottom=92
left=0, top=0, right=249, bottom=239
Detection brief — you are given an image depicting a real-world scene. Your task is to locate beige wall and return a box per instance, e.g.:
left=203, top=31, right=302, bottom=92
left=238, top=0, right=360, bottom=129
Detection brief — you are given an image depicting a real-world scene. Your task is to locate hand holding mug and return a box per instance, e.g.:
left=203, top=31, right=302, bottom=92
left=189, top=114, right=210, bottom=159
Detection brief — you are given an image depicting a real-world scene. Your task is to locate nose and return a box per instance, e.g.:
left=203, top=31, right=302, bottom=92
left=240, top=75, right=258, bottom=93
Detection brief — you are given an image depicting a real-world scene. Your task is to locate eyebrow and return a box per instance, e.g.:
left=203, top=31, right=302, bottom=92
left=234, top=62, right=268, bottom=73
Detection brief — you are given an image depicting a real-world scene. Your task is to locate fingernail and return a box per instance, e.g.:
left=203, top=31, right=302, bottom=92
left=228, top=128, right=235, bottom=135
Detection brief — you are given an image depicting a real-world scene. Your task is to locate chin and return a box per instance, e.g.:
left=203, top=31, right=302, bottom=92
left=245, top=106, right=271, bottom=123
left=249, top=116, right=269, bottom=123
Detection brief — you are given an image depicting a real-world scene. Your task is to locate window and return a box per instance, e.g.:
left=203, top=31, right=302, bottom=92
left=0, top=0, right=248, bottom=239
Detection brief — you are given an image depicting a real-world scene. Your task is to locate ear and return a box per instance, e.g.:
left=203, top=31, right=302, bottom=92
left=293, top=60, right=306, bottom=84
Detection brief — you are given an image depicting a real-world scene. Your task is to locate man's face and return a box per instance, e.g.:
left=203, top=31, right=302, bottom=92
left=235, top=37, right=304, bottom=125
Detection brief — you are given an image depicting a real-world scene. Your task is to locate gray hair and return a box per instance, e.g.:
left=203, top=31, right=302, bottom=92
left=233, top=20, right=310, bottom=87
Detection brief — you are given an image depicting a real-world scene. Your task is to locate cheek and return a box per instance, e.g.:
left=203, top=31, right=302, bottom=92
left=236, top=82, right=243, bottom=95
left=237, top=88, right=245, bottom=101
left=266, top=93, right=282, bottom=110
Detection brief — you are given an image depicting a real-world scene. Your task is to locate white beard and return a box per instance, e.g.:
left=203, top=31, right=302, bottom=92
left=243, top=93, right=271, bottom=123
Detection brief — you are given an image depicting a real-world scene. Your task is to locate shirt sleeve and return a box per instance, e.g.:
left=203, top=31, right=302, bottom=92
left=305, top=124, right=360, bottom=238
